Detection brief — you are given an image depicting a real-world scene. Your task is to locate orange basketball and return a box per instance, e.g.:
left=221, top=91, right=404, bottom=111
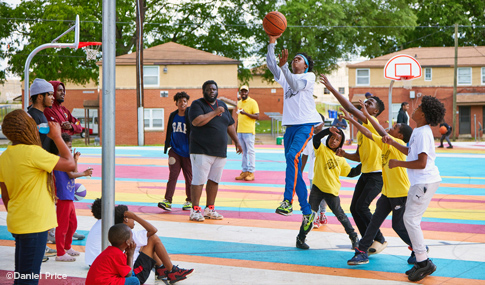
left=263, top=11, right=287, bottom=36
left=439, top=126, right=448, bottom=135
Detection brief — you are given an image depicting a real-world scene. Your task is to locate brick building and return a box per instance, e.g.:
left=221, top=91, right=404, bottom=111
left=347, top=46, right=485, bottom=139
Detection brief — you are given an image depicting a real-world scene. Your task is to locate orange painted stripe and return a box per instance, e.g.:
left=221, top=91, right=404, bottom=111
left=291, top=126, right=314, bottom=203
left=169, top=254, right=481, bottom=285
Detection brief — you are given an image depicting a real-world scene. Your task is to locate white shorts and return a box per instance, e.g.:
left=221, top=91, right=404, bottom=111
left=190, top=154, right=227, bottom=185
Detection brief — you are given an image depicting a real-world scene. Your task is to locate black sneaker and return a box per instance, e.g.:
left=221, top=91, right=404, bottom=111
left=296, top=236, right=309, bottom=249
left=447, top=145, right=453, bottom=149
left=406, top=259, right=437, bottom=281
left=408, top=246, right=429, bottom=264
left=437, top=145, right=444, bottom=148
left=166, top=265, right=194, bottom=284
left=350, top=234, right=359, bottom=250
left=347, top=248, right=369, bottom=265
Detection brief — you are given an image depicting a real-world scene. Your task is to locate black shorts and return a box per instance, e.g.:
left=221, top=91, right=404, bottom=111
left=133, top=251, right=156, bottom=284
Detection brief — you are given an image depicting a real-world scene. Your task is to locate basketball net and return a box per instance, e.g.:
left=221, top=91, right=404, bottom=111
left=85, top=45, right=101, bottom=60
left=400, top=76, right=413, bottom=90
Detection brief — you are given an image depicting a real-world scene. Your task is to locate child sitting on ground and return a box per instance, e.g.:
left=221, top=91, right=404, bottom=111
left=86, top=223, right=140, bottom=285
left=383, top=96, right=445, bottom=282
left=54, top=133, right=93, bottom=262
left=296, top=126, right=361, bottom=250
left=341, top=103, right=415, bottom=265
left=85, top=198, right=102, bottom=267
left=116, top=206, right=193, bottom=283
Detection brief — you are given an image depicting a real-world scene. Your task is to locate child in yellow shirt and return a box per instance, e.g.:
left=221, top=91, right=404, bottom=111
left=296, top=126, right=361, bottom=249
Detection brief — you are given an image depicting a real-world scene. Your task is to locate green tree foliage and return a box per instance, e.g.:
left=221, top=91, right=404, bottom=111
left=0, top=2, right=13, bottom=83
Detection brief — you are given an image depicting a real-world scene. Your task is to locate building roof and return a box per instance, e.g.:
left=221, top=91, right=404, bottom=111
left=99, top=42, right=240, bottom=66
left=347, top=46, right=485, bottom=68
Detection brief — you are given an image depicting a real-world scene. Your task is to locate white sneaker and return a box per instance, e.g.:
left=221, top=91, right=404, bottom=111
left=204, top=206, right=223, bottom=220
left=189, top=208, right=205, bottom=222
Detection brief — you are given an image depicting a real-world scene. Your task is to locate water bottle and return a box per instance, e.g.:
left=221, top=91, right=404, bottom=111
left=37, top=123, right=50, bottom=134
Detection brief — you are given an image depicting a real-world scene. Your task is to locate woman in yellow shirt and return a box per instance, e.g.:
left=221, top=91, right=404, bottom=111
left=0, top=110, right=75, bottom=284
left=296, top=126, right=361, bottom=250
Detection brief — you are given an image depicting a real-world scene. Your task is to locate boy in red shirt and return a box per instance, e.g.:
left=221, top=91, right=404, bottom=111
left=86, top=223, right=140, bottom=285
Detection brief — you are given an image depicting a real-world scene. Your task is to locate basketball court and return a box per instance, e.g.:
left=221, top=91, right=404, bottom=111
left=0, top=142, right=484, bottom=284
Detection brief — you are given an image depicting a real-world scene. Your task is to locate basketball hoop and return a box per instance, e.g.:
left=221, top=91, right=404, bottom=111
left=400, top=76, right=413, bottom=90
left=78, top=42, right=102, bottom=60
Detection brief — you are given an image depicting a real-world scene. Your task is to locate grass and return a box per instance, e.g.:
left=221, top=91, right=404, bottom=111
left=255, top=120, right=284, bottom=134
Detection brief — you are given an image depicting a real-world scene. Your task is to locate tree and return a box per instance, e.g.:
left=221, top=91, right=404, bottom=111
left=0, top=2, right=13, bottom=83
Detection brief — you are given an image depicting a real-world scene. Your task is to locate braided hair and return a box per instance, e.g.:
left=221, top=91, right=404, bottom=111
left=1, top=109, right=56, bottom=202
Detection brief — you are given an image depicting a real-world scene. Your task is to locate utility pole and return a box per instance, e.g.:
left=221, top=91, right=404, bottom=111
left=452, top=23, right=458, bottom=140
left=136, top=0, right=145, bottom=145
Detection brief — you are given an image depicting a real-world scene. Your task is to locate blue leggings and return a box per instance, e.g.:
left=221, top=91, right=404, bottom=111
left=283, top=124, right=314, bottom=215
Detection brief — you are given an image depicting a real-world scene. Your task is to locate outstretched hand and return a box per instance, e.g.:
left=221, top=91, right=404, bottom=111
left=278, top=49, right=288, bottom=67
left=329, top=126, right=338, bottom=134
left=340, top=107, right=351, bottom=120
left=359, top=99, right=370, bottom=117
left=268, top=34, right=282, bottom=44
left=382, top=135, right=394, bottom=145
left=319, top=75, right=333, bottom=90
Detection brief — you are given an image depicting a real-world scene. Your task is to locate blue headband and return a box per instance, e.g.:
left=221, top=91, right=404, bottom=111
left=295, top=54, right=309, bottom=73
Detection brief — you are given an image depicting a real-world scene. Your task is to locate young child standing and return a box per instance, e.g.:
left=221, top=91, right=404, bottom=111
left=384, top=96, right=445, bottom=281
left=296, top=126, right=361, bottom=250
left=116, top=206, right=194, bottom=283
left=86, top=224, right=140, bottom=285
left=54, top=133, right=93, bottom=262
left=159, top=91, right=193, bottom=212
left=342, top=103, right=415, bottom=265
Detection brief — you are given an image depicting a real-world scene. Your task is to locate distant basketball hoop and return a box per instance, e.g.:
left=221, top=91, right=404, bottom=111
left=384, top=54, right=422, bottom=89
left=79, top=42, right=102, bottom=60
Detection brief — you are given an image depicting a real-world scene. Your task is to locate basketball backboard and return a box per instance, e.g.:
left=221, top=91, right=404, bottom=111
left=384, top=54, right=421, bottom=80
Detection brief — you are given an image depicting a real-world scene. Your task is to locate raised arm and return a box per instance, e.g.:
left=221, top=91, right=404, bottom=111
left=124, top=211, right=158, bottom=237
left=320, top=75, right=367, bottom=122
left=359, top=99, right=387, bottom=137
left=340, top=108, right=373, bottom=141
left=313, top=127, right=332, bottom=149
left=266, top=35, right=282, bottom=80
left=382, top=135, right=409, bottom=155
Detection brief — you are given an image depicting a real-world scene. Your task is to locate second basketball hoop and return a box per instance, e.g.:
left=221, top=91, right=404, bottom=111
left=78, top=42, right=102, bottom=60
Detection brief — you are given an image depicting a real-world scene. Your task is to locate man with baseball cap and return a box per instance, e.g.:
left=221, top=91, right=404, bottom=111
left=27, top=78, right=56, bottom=153
left=235, top=85, right=259, bottom=181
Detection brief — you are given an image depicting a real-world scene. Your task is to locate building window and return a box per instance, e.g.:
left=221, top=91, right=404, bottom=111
left=143, top=66, right=159, bottom=86
left=457, top=67, right=472, bottom=85
left=338, top=87, right=345, bottom=94
left=356, top=69, right=370, bottom=86
left=144, top=108, right=164, bottom=131
left=482, top=67, right=485, bottom=84
left=424, top=67, right=432, bottom=81
left=324, top=88, right=330, bottom=94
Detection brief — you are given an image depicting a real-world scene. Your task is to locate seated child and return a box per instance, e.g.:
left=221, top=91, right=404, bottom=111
left=54, top=133, right=93, bottom=262
left=85, top=198, right=102, bottom=267
left=296, top=126, right=362, bottom=250
left=342, top=103, right=415, bottom=265
left=86, top=223, right=140, bottom=285
left=115, top=205, right=194, bottom=283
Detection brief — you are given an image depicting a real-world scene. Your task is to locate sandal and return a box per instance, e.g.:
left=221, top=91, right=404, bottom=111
left=66, top=248, right=80, bottom=256
left=55, top=253, right=76, bottom=262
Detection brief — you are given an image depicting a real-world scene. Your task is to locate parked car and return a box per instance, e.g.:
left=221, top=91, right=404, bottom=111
left=71, top=108, right=98, bottom=137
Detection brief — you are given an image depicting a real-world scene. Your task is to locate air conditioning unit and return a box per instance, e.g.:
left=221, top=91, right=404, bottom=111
left=160, top=91, right=168, bottom=98
left=409, top=91, right=415, bottom=99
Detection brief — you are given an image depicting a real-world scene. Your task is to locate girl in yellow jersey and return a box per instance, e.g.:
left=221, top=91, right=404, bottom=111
left=341, top=102, right=416, bottom=266
left=296, top=126, right=362, bottom=250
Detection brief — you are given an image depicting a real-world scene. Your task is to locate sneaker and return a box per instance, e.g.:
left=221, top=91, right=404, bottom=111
left=155, top=265, right=168, bottom=280
left=204, top=205, right=223, bottom=220
left=189, top=207, right=205, bottom=222
left=447, top=145, right=453, bottom=149
left=301, top=211, right=316, bottom=235
left=347, top=248, right=369, bottom=265
left=437, top=145, right=444, bottom=148
left=182, top=201, right=192, bottom=211
left=47, top=228, right=56, bottom=244
left=42, top=256, right=49, bottom=262
left=244, top=172, right=255, bottom=181
left=73, top=232, right=85, bottom=240
left=313, top=219, right=320, bottom=229
left=166, top=265, right=194, bottom=284
left=296, top=236, right=309, bottom=249
left=368, top=240, right=387, bottom=255
left=235, top=171, right=249, bottom=180
left=158, top=199, right=172, bottom=211
left=319, top=212, right=328, bottom=224
left=350, top=234, right=359, bottom=249
left=275, top=200, right=293, bottom=216
left=406, top=259, right=437, bottom=281
left=45, top=246, right=57, bottom=257
left=408, top=246, right=429, bottom=264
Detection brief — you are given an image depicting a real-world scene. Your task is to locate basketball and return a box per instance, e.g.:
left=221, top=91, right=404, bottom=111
left=74, top=183, right=87, bottom=201
left=439, top=126, right=448, bottom=135
left=263, top=11, right=287, bottom=36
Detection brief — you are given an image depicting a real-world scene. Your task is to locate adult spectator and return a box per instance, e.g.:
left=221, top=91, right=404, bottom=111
left=188, top=80, right=242, bottom=222
left=331, top=113, right=348, bottom=130
left=397, top=102, right=410, bottom=125
left=158, top=91, right=193, bottom=212
left=235, top=85, right=259, bottom=181
left=44, top=81, right=82, bottom=135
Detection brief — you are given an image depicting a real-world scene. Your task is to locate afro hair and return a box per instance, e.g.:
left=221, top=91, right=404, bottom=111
left=114, top=204, right=129, bottom=225
left=91, top=198, right=102, bottom=219
left=420, top=96, right=445, bottom=126
left=174, top=91, right=190, bottom=102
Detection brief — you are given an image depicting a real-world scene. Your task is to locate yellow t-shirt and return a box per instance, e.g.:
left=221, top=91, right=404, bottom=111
left=237, top=97, right=259, bottom=134
left=0, top=144, right=59, bottom=234
left=371, top=134, right=410, bottom=198
left=313, top=143, right=352, bottom=196
left=358, top=116, right=382, bottom=173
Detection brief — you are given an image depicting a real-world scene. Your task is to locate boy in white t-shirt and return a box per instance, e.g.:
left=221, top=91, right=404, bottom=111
left=383, top=96, right=445, bottom=282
